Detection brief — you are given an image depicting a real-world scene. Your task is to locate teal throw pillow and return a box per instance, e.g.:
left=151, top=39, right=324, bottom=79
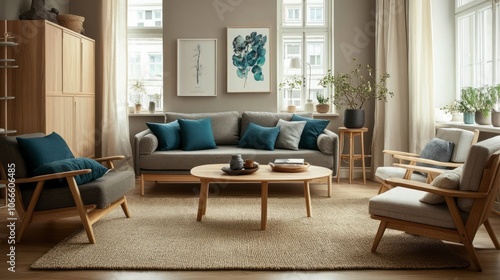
left=17, top=132, right=75, bottom=171
left=238, top=122, right=281, bottom=151
left=146, top=121, right=181, bottom=150
left=291, top=115, right=329, bottom=150
left=178, top=118, right=217, bottom=151
left=33, top=158, right=109, bottom=185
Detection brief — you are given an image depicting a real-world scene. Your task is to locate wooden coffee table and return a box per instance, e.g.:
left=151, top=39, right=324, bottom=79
left=191, top=163, right=332, bottom=230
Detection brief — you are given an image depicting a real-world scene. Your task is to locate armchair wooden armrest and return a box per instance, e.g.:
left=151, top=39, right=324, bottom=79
left=384, top=177, right=488, bottom=199
left=383, top=150, right=419, bottom=157
left=93, top=155, right=126, bottom=170
left=393, top=154, right=462, bottom=168
left=393, top=163, right=447, bottom=182
left=15, top=169, right=92, bottom=184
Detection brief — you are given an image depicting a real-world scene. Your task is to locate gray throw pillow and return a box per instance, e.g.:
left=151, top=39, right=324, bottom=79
left=274, top=119, right=306, bottom=150
left=419, top=167, right=462, bottom=204
left=417, top=138, right=455, bottom=168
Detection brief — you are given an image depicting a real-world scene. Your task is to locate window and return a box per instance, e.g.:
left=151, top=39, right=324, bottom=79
left=278, top=0, right=331, bottom=112
left=127, top=0, right=163, bottom=111
left=456, top=0, right=499, bottom=93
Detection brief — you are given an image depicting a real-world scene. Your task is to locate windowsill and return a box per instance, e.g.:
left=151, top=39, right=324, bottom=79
left=128, top=112, right=164, bottom=117
left=435, top=121, right=500, bottom=134
left=278, top=110, right=340, bottom=117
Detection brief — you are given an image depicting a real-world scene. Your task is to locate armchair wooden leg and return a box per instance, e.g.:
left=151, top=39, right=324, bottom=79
left=463, top=241, right=482, bottom=272
left=120, top=196, right=131, bottom=218
left=371, top=221, right=387, bottom=252
left=17, top=181, right=46, bottom=243
left=483, top=219, right=500, bottom=249
left=67, top=177, right=96, bottom=244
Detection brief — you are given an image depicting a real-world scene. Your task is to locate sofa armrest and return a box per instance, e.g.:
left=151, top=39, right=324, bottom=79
left=134, top=129, right=158, bottom=176
left=317, top=129, right=339, bottom=176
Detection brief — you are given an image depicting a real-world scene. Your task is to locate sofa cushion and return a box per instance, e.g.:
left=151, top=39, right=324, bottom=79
left=238, top=123, right=280, bottom=151
left=240, top=111, right=312, bottom=138
left=416, top=138, right=455, bottom=168
left=291, top=115, right=329, bottom=150
left=419, top=167, right=462, bottom=204
left=458, top=136, right=500, bottom=212
left=165, top=111, right=239, bottom=145
left=33, top=158, right=109, bottom=185
left=275, top=119, right=306, bottom=150
left=146, top=121, right=181, bottom=151
left=138, top=146, right=334, bottom=172
left=16, top=132, right=74, bottom=172
left=178, top=118, right=217, bottom=151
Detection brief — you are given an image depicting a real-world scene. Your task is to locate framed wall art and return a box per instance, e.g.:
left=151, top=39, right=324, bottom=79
left=177, top=38, right=217, bottom=96
left=227, top=27, right=270, bottom=93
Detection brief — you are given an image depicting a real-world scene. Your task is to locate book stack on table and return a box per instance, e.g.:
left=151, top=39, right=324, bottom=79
left=273, top=158, right=305, bottom=165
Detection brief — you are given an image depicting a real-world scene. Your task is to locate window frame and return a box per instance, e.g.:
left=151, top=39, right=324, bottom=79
left=278, top=0, right=333, bottom=113
left=127, top=1, right=164, bottom=112
left=455, top=0, right=499, bottom=97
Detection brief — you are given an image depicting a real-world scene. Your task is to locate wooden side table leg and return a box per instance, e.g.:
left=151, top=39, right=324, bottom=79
left=337, top=131, right=344, bottom=183
left=261, top=181, right=269, bottom=230
left=197, top=180, right=209, bottom=221
left=327, top=174, right=332, bottom=197
left=304, top=180, right=312, bottom=217
left=349, top=132, right=354, bottom=184
left=361, top=130, right=366, bottom=184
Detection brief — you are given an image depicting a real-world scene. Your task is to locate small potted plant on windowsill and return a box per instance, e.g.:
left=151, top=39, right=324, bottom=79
left=329, top=58, right=393, bottom=128
left=457, top=87, right=478, bottom=124
left=315, top=91, right=330, bottom=113
left=130, top=80, right=147, bottom=113
left=279, top=75, right=303, bottom=113
left=149, top=93, right=161, bottom=113
left=440, top=100, right=462, bottom=122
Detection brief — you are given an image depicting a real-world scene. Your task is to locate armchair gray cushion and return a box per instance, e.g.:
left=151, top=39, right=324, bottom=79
left=436, top=128, right=475, bottom=163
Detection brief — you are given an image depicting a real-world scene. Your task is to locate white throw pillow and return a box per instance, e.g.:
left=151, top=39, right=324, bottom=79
left=274, top=119, right=306, bottom=150
left=419, top=167, right=462, bottom=204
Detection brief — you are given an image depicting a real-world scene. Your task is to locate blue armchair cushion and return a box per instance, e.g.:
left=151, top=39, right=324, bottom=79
left=33, top=158, right=109, bottom=185
left=16, top=132, right=74, bottom=172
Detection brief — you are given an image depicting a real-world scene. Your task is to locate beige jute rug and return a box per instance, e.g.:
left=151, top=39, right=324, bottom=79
left=31, top=196, right=469, bottom=270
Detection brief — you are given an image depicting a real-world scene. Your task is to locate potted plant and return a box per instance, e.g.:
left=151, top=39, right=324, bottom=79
left=329, top=58, right=392, bottom=128
left=457, top=87, right=478, bottom=124
left=318, top=69, right=334, bottom=113
left=315, top=91, right=330, bottom=113
left=440, top=100, right=462, bottom=122
left=475, top=86, right=495, bottom=125
left=149, top=93, right=161, bottom=113
left=279, top=75, right=303, bottom=113
left=130, top=80, right=147, bottom=113
left=490, top=84, right=500, bottom=127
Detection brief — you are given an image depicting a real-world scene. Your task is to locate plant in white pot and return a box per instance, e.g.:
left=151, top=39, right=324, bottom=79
left=329, top=58, right=393, bottom=128
left=279, top=75, right=303, bottom=113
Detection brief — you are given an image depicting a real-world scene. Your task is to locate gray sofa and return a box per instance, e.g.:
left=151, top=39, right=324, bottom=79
left=134, top=111, right=339, bottom=195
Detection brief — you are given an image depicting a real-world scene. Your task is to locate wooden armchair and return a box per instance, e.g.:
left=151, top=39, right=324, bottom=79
left=0, top=133, right=135, bottom=244
left=369, top=136, right=500, bottom=271
left=376, top=128, right=479, bottom=193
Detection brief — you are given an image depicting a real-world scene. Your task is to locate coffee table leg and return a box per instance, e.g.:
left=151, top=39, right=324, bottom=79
left=327, top=174, right=332, bottom=197
left=304, top=181, right=312, bottom=217
left=261, top=181, right=268, bottom=230
left=197, top=180, right=209, bottom=221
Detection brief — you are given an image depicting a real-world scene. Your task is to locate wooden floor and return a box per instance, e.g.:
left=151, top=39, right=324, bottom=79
left=1, top=178, right=499, bottom=279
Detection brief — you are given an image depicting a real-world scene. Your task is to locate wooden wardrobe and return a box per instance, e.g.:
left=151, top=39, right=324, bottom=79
left=5, top=20, right=95, bottom=158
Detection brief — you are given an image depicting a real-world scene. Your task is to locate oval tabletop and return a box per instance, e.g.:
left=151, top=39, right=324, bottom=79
left=191, top=163, right=332, bottom=182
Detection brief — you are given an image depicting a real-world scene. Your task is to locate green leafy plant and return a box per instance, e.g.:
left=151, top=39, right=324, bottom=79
left=130, top=80, right=147, bottom=105
left=456, top=87, right=478, bottom=113
left=328, top=58, right=393, bottom=110
left=150, top=93, right=161, bottom=103
left=316, top=91, right=330, bottom=104
left=440, top=100, right=461, bottom=114
left=279, top=75, right=303, bottom=100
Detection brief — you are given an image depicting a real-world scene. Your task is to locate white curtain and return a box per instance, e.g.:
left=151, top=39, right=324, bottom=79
left=372, top=0, right=435, bottom=175
left=408, top=0, right=435, bottom=152
left=372, top=0, right=409, bottom=174
left=101, top=0, right=133, bottom=170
